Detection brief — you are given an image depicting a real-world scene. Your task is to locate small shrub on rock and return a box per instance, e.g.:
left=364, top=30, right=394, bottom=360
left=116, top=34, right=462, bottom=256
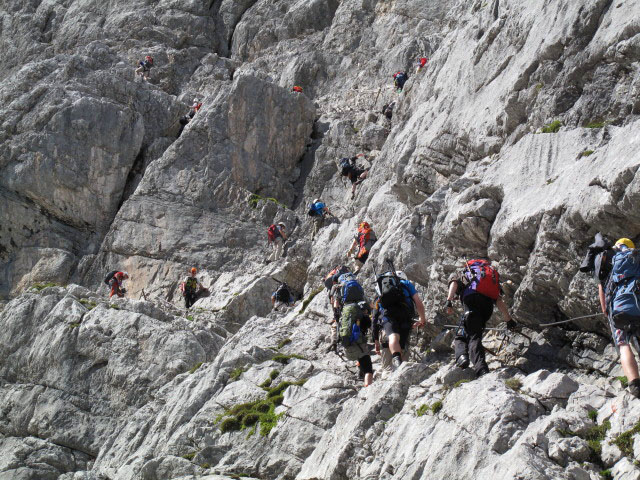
left=431, top=400, right=443, bottom=414
left=505, top=377, right=522, bottom=391
left=220, top=417, right=241, bottom=433
left=416, top=404, right=429, bottom=417
left=541, top=120, right=562, bottom=133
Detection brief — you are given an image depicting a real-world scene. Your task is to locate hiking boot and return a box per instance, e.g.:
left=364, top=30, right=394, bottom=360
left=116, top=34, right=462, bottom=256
left=325, top=342, right=338, bottom=354
left=455, top=354, right=469, bottom=369
left=628, top=378, right=640, bottom=399
left=475, top=367, right=490, bottom=378
left=391, top=356, right=402, bottom=371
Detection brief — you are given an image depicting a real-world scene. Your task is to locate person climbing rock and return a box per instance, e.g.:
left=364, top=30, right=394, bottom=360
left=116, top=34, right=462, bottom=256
left=324, top=265, right=352, bottom=352
left=271, top=282, right=295, bottom=310
left=180, top=267, right=204, bottom=309
left=382, top=102, right=395, bottom=121
left=266, top=222, right=287, bottom=263
left=445, top=259, right=515, bottom=378
left=374, top=266, right=426, bottom=370
left=135, top=55, right=154, bottom=81
left=594, top=237, right=640, bottom=399
left=339, top=155, right=369, bottom=199
left=416, top=57, right=428, bottom=73
left=308, top=198, right=333, bottom=239
left=178, top=99, right=203, bottom=136
left=393, top=71, right=408, bottom=92
left=346, top=222, right=377, bottom=273
left=105, top=271, right=129, bottom=298
left=339, top=300, right=374, bottom=387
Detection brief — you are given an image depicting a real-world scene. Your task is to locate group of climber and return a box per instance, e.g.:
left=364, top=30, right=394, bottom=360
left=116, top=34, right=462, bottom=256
left=322, top=258, right=427, bottom=387
left=582, top=235, right=640, bottom=399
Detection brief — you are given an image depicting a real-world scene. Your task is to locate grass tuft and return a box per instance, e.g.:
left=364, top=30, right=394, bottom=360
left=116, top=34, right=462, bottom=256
left=300, top=288, right=323, bottom=313
left=599, top=470, right=612, bottom=480
left=277, top=338, right=292, bottom=350
left=259, top=369, right=280, bottom=388
left=505, top=377, right=522, bottom=391
left=431, top=400, right=443, bottom=414
left=69, top=322, right=81, bottom=329
left=535, top=82, right=544, bottom=90
left=587, top=410, right=598, bottom=422
left=613, top=420, right=640, bottom=457
left=416, top=404, right=429, bottom=417
left=189, top=362, right=203, bottom=374
left=31, top=282, right=58, bottom=291
left=584, top=120, right=607, bottom=129
left=272, top=353, right=305, bottom=364
left=541, top=120, right=562, bottom=133
left=453, top=379, right=471, bottom=388
left=229, top=366, right=248, bottom=381
left=186, top=315, right=194, bottom=321
left=79, top=298, right=97, bottom=310
left=248, top=193, right=287, bottom=209
left=616, top=376, right=628, bottom=387
left=109, top=304, right=120, bottom=310
left=579, top=149, right=594, bottom=157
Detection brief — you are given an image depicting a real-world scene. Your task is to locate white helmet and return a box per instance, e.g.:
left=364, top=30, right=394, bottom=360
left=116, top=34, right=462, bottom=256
left=193, top=98, right=199, bottom=103
left=384, top=270, right=407, bottom=280
left=313, top=198, right=321, bottom=204
left=278, top=222, right=285, bottom=227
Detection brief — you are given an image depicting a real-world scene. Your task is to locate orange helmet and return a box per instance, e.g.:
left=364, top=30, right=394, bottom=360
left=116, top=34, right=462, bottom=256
left=191, top=267, right=197, bottom=274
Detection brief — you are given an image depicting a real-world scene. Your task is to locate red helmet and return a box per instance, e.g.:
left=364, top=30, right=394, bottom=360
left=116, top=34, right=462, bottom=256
left=145, top=56, right=153, bottom=62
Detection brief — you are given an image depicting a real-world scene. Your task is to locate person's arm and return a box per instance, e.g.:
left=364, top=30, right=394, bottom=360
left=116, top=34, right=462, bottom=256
left=280, top=229, right=287, bottom=241
left=347, top=238, right=357, bottom=256
left=599, top=284, right=607, bottom=314
left=446, top=281, right=458, bottom=315
left=412, top=293, right=426, bottom=327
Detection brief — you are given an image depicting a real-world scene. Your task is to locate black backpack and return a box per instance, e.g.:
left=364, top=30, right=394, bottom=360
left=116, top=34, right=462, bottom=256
left=375, top=261, right=412, bottom=319
left=274, top=283, right=291, bottom=303
left=339, top=158, right=353, bottom=176
left=104, top=270, right=118, bottom=285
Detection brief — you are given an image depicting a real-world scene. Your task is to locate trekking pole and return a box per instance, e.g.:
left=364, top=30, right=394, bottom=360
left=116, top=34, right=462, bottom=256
left=539, top=313, right=604, bottom=327
left=442, top=325, right=507, bottom=332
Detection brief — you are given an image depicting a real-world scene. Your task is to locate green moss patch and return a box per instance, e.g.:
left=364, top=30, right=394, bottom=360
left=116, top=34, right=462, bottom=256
left=453, top=379, right=471, bottom=388
left=229, top=366, right=248, bottom=381
left=431, top=400, right=443, bottom=414
left=579, top=149, right=594, bottom=157
left=599, top=470, right=612, bottom=480
left=272, top=353, right=305, bottom=364
left=182, top=452, right=196, bottom=460
left=248, top=193, right=287, bottom=210
left=109, top=304, right=120, bottom=310
left=416, top=404, right=429, bottom=417
left=31, top=282, right=58, bottom=291
left=541, top=120, right=562, bottom=133
left=300, top=288, right=323, bottom=313
left=79, top=298, right=97, bottom=310
left=259, top=369, right=280, bottom=388
left=559, top=418, right=611, bottom=460
left=613, top=420, right=640, bottom=457
left=616, top=376, right=628, bottom=387
left=584, top=120, right=607, bottom=129
left=189, top=362, right=203, bottom=374
left=216, top=379, right=307, bottom=437
left=277, top=338, right=292, bottom=350
left=505, top=377, right=522, bottom=391
left=69, top=322, right=81, bottom=329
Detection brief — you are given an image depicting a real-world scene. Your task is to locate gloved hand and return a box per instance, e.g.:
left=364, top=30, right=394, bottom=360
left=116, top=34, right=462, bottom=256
left=506, top=319, right=518, bottom=331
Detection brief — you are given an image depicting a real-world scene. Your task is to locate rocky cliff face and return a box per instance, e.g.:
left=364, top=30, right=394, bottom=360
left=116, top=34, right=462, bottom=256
left=2, top=0, right=640, bottom=478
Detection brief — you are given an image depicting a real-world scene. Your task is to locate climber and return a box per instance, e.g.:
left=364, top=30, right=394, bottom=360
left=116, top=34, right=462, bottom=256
left=106, top=271, right=129, bottom=298
left=593, top=237, right=640, bottom=399
left=271, top=282, right=295, bottom=310
left=393, top=71, right=408, bottom=92
left=292, top=86, right=303, bottom=93
left=416, top=57, right=428, bottom=73
left=339, top=155, right=369, bottom=199
left=266, top=222, right=287, bottom=263
left=374, top=265, right=426, bottom=370
left=308, top=198, right=333, bottom=239
left=135, top=55, right=154, bottom=81
left=382, top=102, right=395, bottom=121
left=445, top=259, right=516, bottom=378
left=339, top=300, right=374, bottom=387
left=178, top=99, right=203, bottom=136
left=180, top=267, right=204, bottom=309
left=324, top=265, right=352, bottom=351
left=346, top=222, right=377, bottom=273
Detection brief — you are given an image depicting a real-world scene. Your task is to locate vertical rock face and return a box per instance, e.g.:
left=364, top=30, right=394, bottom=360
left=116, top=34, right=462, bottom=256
left=2, top=0, right=640, bottom=478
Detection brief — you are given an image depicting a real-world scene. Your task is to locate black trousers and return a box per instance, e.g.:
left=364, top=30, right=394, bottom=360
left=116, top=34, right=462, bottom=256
left=454, top=294, right=494, bottom=374
left=184, top=292, right=197, bottom=309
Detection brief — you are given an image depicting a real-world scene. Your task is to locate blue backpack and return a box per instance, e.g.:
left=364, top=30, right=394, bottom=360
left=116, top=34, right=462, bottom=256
left=607, top=247, right=640, bottom=329
left=339, top=274, right=364, bottom=304
left=307, top=202, right=325, bottom=217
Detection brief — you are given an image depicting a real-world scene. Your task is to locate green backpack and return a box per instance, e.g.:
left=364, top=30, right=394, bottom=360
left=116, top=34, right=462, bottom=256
left=185, top=277, right=198, bottom=294
left=340, top=304, right=363, bottom=346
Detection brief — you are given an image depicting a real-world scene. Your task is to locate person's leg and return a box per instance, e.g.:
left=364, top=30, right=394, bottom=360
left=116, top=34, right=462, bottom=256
left=359, top=355, right=373, bottom=387
left=384, top=320, right=403, bottom=369
left=276, top=237, right=284, bottom=259
left=620, top=344, right=640, bottom=381
left=453, top=315, right=470, bottom=368
left=464, top=296, right=492, bottom=376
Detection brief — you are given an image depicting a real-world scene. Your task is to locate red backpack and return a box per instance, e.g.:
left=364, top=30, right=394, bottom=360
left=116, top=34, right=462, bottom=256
left=464, top=260, right=500, bottom=300
left=267, top=224, right=280, bottom=242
